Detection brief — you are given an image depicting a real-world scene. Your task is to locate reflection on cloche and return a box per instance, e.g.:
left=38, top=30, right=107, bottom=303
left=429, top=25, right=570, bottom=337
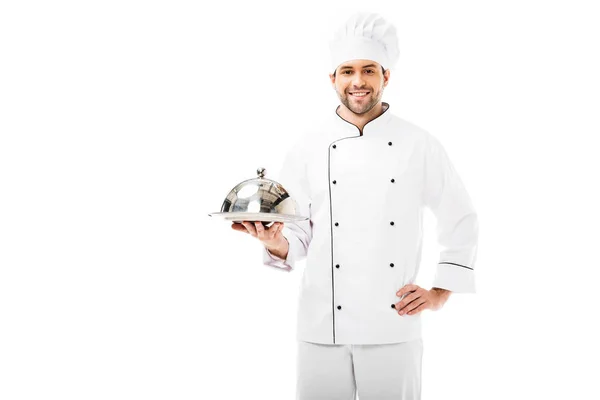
left=208, top=167, right=309, bottom=225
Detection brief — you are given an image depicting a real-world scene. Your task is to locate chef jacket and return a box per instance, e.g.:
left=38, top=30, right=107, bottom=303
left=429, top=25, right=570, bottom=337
left=261, top=102, right=478, bottom=345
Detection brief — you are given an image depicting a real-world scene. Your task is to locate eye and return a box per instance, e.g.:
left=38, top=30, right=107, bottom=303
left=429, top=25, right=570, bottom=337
left=342, top=70, right=351, bottom=74
left=366, top=69, right=374, bottom=73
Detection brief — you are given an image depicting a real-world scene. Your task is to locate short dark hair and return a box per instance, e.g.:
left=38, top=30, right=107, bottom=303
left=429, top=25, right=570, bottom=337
left=333, top=65, right=386, bottom=78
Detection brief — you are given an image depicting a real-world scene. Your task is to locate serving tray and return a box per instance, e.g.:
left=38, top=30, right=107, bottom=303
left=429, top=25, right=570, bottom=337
left=208, top=211, right=309, bottom=223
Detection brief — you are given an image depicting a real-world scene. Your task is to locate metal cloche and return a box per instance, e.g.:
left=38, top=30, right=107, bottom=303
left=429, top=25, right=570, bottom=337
left=208, top=167, right=309, bottom=226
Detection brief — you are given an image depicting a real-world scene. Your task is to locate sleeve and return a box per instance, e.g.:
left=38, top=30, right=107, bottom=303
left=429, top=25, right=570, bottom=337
left=261, top=139, right=313, bottom=272
left=423, top=133, right=479, bottom=293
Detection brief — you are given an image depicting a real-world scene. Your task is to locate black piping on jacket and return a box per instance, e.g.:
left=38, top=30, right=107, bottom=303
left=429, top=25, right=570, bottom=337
left=327, top=104, right=391, bottom=344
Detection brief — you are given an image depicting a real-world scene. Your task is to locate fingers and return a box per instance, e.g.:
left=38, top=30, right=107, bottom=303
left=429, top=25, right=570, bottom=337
left=255, top=221, right=266, bottom=237
left=258, top=222, right=283, bottom=239
left=403, top=300, right=427, bottom=315
left=395, top=291, right=420, bottom=313
left=231, top=222, right=247, bottom=232
left=241, top=221, right=257, bottom=236
left=395, top=286, right=428, bottom=315
left=396, top=284, right=419, bottom=297
left=237, top=221, right=283, bottom=239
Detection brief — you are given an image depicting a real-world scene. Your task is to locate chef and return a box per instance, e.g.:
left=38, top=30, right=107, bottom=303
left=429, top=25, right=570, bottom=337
left=233, top=11, right=479, bottom=400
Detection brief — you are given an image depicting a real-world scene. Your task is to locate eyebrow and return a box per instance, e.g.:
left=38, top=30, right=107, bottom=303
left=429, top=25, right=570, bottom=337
left=339, top=64, right=377, bottom=70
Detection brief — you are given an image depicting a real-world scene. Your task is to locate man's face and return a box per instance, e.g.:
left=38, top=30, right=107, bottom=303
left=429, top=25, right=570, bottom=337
left=329, top=59, right=390, bottom=115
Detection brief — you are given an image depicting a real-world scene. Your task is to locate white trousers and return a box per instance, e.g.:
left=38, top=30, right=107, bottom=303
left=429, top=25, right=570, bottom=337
left=296, top=338, right=423, bottom=400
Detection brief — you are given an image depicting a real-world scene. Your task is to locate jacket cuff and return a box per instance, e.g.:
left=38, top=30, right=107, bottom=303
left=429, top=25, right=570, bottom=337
left=431, top=262, right=476, bottom=293
left=261, top=232, right=295, bottom=272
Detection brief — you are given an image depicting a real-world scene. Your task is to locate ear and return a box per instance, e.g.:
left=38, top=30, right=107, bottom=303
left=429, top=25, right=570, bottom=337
left=329, top=73, right=336, bottom=87
left=383, top=69, right=390, bottom=87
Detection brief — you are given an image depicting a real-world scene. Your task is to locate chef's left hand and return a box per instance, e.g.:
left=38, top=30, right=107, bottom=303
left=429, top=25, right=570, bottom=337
left=394, top=284, right=450, bottom=316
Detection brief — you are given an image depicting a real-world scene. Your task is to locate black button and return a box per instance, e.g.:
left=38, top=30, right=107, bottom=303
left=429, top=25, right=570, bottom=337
left=336, top=264, right=340, bottom=268
left=332, top=180, right=336, bottom=184
left=390, top=221, right=394, bottom=225
left=337, top=305, right=342, bottom=310
left=332, top=144, right=337, bottom=149
left=391, top=178, right=395, bottom=183
left=388, top=141, right=393, bottom=146
left=335, top=222, right=339, bottom=226
left=390, top=263, right=394, bottom=267
left=391, top=304, right=396, bottom=308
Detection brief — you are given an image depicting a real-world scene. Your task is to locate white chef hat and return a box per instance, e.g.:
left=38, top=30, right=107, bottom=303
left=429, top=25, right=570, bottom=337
left=329, top=12, right=400, bottom=74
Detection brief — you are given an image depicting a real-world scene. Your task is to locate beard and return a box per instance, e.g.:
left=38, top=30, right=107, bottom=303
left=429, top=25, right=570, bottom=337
left=338, top=88, right=382, bottom=115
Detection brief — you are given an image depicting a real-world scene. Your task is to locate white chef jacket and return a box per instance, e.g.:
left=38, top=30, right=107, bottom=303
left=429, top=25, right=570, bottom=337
left=261, top=102, right=478, bottom=345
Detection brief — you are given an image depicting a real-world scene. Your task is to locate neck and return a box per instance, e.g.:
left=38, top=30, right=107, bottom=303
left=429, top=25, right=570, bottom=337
left=336, top=102, right=385, bottom=134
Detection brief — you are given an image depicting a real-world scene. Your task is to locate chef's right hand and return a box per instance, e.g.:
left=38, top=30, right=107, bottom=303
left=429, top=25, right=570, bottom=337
left=231, top=221, right=286, bottom=251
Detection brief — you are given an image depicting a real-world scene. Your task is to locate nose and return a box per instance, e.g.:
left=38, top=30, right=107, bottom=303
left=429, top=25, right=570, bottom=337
left=352, top=73, right=366, bottom=88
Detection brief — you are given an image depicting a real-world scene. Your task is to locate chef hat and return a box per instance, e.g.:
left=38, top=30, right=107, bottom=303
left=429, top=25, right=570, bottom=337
left=329, top=12, right=400, bottom=74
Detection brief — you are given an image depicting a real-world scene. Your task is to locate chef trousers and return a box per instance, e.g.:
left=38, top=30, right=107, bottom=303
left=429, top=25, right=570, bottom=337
left=296, top=338, right=423, bottom=400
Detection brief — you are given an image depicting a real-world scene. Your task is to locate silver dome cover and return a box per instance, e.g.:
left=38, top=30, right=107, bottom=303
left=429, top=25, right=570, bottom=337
left=208, top=167, right=309, bottom=225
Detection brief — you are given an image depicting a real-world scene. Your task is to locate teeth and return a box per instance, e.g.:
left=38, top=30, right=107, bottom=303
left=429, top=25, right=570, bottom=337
left=351, top=92, right=368, bottom=97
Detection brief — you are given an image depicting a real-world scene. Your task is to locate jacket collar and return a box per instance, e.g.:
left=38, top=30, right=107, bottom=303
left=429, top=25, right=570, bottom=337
left=332, top=101, right=392, bottom=138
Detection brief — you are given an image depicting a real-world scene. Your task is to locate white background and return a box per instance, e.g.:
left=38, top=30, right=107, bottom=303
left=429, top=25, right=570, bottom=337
left=1, top=1, right=599, bottom=399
